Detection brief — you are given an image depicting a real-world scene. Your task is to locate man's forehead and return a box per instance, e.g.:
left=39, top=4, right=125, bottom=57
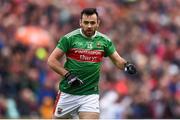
left=82, top=14, right=98, bottom=20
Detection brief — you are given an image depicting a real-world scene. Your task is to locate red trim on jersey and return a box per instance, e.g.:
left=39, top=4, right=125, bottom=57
left=53, top=91, right=61, bottom=115
left=67, top=48, right=104, bottom=63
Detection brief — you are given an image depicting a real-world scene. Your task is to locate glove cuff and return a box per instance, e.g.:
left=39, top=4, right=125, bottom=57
left=124, top=62, right=129, bottom=69
left=64, top=71, right=71, bottom=78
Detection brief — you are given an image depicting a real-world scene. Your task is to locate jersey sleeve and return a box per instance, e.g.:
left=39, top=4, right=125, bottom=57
left=56, top=36, right=70, bottom=53
left=104, top=39, right=116, bottom=57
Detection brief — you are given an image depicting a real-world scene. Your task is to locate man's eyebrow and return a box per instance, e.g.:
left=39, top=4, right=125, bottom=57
left=83, top=20, right=96, bottom=22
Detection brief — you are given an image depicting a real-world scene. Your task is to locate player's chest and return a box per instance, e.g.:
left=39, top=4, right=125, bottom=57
left=67, top=38, right=105, bottom=62
left=71, top=38, right=104, bottom=50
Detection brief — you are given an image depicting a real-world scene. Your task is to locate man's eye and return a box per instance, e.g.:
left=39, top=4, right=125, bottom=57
left=83, top=21, right=89, bottom=25
left=90, top=21, right=96, bottom=25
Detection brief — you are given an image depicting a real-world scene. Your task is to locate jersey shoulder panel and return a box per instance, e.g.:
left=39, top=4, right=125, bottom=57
left=96, top=32, right=112, bottom=41
left=64, top=28, right=81, bottom=39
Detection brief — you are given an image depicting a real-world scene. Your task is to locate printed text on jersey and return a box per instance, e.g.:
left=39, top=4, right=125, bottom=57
left=67, top=48, right=104, bottom=63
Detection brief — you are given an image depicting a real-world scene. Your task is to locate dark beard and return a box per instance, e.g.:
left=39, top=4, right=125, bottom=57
left=82, top=29, right=95, bottom=37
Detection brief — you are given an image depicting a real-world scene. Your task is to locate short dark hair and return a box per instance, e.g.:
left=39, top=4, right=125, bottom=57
left=81, top=8, right=98, bottom=19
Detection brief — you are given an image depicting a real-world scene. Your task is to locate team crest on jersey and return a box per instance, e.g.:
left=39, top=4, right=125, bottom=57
left=96, top=42, right=102, bottom=48
left=57, top=107, right=63, bottom=114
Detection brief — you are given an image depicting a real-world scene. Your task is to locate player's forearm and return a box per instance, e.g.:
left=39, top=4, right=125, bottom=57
left=109, top=51, right=127, bottom=70
left=110, top=53, right=137, bottom=74
left=47, top=58, right=68, bottom=76
left=112, top=57, right=127, bottom=70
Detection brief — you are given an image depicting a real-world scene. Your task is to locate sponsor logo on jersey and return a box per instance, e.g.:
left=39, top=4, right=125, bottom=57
left=67, top=48, right=104, bottom=62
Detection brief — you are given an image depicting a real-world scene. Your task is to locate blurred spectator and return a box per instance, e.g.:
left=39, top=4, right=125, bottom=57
left=37, top=79, right=56, bottom=104
left=0, top=94, right=7, bottom=118
left=16, top=88, right=39, bottom=118
left=39, top=96, right=54, bottom=119
left=6, top=98, right=19, bottom=118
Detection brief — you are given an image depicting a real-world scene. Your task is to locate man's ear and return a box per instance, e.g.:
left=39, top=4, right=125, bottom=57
left=97, top=19, right=100, bottom=27
left=79, top=19, right=82, bottom=27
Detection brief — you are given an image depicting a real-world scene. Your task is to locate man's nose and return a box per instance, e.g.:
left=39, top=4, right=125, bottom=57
left=88, top=23, right=92, bottom=28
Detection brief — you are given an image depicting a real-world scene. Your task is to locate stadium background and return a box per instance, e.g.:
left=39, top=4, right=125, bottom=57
left=0, top=0, right=179, bottom=119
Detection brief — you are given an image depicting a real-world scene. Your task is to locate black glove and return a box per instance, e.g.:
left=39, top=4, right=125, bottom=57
left=64, top=72, right=83, bottom=86
left=124, top=62, right=137, bottom=74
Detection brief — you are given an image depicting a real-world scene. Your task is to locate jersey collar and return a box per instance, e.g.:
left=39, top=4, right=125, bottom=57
left=80, top=28, right=97, bottom=39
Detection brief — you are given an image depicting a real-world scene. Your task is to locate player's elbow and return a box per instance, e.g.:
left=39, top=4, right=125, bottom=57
left=47, top=56, right=55, bottom=68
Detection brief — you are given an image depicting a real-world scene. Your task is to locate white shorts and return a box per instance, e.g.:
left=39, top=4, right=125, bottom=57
left=53, top=91, right=99, bottom=118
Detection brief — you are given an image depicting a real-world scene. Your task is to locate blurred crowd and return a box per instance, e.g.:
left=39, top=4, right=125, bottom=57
left=0, top=0, right=179, bottom=119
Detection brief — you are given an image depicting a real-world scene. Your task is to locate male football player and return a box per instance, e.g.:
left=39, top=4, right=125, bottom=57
left=48, top=8, right=136, bottom=119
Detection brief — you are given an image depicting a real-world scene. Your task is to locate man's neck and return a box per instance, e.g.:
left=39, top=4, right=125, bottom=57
left=80, top=28, right=97, bottom=38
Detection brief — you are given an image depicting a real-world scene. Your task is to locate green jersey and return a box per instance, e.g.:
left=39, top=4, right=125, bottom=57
left=56, top=28, right=115, bottom=95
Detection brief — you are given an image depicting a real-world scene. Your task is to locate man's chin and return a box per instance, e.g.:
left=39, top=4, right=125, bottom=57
left=85, top=31, right=95, bottom=37
left=86, top=33, right=93, bottom=37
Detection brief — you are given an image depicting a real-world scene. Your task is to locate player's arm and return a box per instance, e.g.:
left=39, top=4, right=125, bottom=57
left=47, top=47, right=83, bottom=86
left=47, top=48, right=68, bottom=76
left=109, top=51, right=137, bottom=74
left=109, top=51, right=126, bottom=70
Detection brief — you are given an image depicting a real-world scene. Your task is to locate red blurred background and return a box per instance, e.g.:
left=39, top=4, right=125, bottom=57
left=0, top=0, right=179, bottom=119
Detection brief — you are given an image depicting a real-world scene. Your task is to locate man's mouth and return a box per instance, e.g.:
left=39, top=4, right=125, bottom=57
left=86, top=30, right=93, bottom=33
